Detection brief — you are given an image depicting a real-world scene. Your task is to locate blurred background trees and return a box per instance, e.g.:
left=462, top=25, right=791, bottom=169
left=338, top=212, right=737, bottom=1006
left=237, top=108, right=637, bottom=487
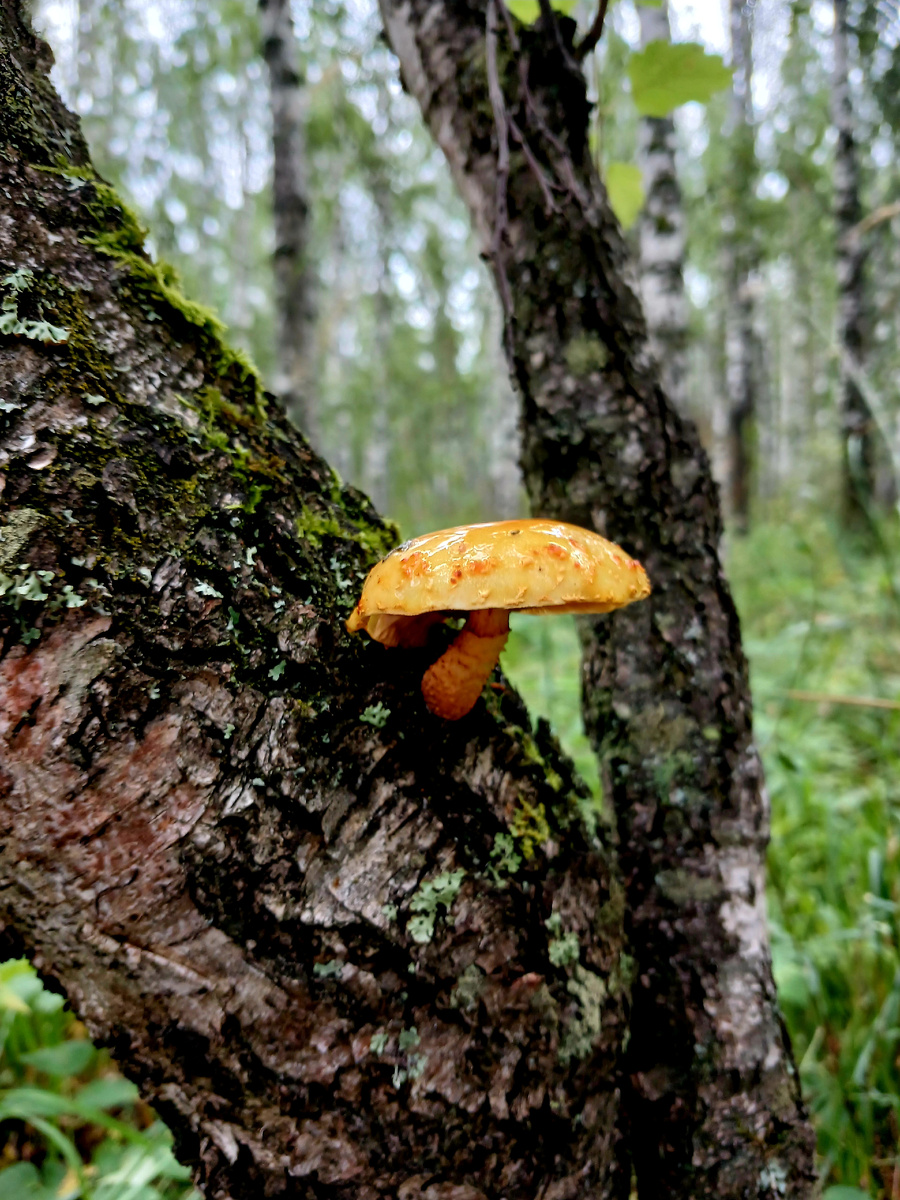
left=5, top=0, right=900, bottom=1194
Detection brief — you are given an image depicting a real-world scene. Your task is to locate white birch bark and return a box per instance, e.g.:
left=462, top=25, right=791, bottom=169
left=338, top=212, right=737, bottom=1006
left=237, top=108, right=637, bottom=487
left=636, top=1, right=689, bottom=417
left=260, top=0, right=317, bottom=441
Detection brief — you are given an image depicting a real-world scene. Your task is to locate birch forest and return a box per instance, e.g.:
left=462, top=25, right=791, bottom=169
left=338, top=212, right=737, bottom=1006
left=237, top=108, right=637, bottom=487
left=0, top=0, right=899, bottom=1196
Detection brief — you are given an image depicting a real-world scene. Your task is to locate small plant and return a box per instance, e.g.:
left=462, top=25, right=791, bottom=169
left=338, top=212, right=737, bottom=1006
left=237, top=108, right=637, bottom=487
left=0, top=960, right=199, bottom=1199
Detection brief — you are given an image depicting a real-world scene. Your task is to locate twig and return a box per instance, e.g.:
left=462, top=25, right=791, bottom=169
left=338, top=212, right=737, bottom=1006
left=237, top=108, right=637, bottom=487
left=851, top=199, right=900, bottom=239
left=485, top=0, right=515, bottom=344
left=575, top=0, right=610, bottom=60
left=538, top=0, right=581, bottom=74
left=508, top=112, right=559, bottom=214
left=775, top=689, right=900, bottom=712
left=496, top=0, right=520, bottom=52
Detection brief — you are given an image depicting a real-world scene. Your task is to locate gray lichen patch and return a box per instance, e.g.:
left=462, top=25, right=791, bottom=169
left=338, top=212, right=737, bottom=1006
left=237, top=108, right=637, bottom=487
left=0, top=507, right=43, bottom=569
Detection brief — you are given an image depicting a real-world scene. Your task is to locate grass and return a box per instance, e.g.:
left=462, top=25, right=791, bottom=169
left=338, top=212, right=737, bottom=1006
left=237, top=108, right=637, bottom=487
left=731, top=514, right=900, bottom=1197
left=0, top=960, right=199, bottom=1199
left=2, top=511, right=897, bottom=1194
left=505, top=510, right=900, bottom=1197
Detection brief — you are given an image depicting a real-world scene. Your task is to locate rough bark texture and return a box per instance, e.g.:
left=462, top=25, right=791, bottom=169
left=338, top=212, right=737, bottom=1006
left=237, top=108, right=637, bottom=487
left=636, top=2, right=689, bottom=417
left=0, top=4, right=633, bottom=1197
left=377, top=3, right=816, bottom=1196
left=722, top=0, right=757, bottom=532
left=832, top=0, right=878, bottom=532
left=260, top=0, right=317, bottom=442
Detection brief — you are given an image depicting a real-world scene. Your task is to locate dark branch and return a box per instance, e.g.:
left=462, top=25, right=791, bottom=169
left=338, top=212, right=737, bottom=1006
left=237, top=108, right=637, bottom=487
left=575, top=0, right=610, bottom=60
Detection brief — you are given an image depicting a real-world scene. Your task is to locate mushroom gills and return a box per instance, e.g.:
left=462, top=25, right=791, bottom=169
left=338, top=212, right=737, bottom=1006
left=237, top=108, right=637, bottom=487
left=421, top=608, right=510, bottom=720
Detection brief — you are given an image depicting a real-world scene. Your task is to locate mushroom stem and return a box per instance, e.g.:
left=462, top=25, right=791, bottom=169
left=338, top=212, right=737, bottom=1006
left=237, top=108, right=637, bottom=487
left=421, top=608, right=511, bottom=720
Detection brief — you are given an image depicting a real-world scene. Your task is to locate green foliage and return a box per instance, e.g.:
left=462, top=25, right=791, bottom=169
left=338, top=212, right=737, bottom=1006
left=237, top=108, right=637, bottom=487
left=507, top=511, right=900, bottom=1191
left=730, top=514, right=900, bottom=1197
left=604, top=162, right=644, bottom=229
left=628, top=41, right=732, bottom=117
left=503, top=615, right=600, bottom=797
left=0, top=960, right=198, bottom=1199
left=506, top=0, right=577, bottom=25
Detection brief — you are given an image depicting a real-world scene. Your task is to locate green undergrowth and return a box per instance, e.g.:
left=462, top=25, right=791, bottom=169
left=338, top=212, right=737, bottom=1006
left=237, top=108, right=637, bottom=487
left=0, top=960, right=198, bottom=1199
left=729, top=511, right=900, bottom=1197
left=508, top=508, right=900, bottom=1197
left=503, top=615, right=601, bottom=796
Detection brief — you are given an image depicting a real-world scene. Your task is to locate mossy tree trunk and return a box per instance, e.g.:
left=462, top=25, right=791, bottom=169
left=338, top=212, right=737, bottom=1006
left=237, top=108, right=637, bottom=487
left=377, top=3, right=816, bottom=1197
left=0, top=4, right=632, bottom=1197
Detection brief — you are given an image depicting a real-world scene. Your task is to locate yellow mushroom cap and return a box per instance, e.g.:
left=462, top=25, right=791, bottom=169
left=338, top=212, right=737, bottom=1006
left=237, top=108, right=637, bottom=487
left=346, top=518, right=650, bottom=644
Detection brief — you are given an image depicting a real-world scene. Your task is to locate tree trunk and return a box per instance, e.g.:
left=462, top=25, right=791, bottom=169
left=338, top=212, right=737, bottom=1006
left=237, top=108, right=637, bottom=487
left=636, top=1, right=689, bottom=417
left=0, top=4, right=632, bottom=1196
left=260, top=0, right=317, bottom=441
left=832, top=0, right=878, bottom=533
left=377, top=3, right=816, bottom=1196
left=722, top=0, right=757, bottom=532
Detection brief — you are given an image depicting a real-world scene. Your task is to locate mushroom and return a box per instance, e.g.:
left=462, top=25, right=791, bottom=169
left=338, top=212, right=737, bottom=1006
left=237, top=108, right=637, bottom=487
left=346, top=518, right=651, bottom=720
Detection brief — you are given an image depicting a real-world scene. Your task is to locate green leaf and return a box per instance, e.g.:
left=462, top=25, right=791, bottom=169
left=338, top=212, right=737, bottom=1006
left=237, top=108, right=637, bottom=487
left=507, top=0, right=577, bottom=26
left=19, top=1039, right=96, bottom=1077
left=628, top=41, right=732, bottom=117
left=0, top=1162, right=53, bottom=1200
left=605, top=162, right=645, bottom=229
left=822, top=1189, right=874, bottom=1200
left=76, top=1077, right=140, bottom=1109
left=0, top=960, right=43, bottom=1012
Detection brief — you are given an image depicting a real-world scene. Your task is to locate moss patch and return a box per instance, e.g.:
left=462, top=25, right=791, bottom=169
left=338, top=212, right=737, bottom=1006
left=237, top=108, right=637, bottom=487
left=79, top=177, right=265, bottom=419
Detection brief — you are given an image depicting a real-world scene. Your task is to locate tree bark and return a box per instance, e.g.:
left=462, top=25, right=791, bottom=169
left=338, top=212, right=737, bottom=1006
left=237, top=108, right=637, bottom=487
left=722, top=0, right=757, bottom=532
left=0, top=4, right=632, bottom=1197
left=377, top=3, right=816, bottom=1196
left=260, top=0, right=317, bottom=441
left=636, top=2, right=689, bottom=417
left=832, top=0, right=878, bottom=533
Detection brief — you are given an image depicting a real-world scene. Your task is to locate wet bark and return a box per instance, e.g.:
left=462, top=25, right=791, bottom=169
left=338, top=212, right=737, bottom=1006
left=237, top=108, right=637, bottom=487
left=0, top=4, right=631, bottom=1197
left=378, top=2, right=816, bottom=1196
left=636, top=2, right=689, bottom=417
left=260, top=0, right=317, bottom=441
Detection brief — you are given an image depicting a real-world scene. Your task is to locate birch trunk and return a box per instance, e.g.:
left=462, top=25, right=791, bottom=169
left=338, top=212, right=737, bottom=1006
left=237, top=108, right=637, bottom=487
left=0, top=4, right=632, bottom=1196
left=832, top=0, right=878, bottom=532
left=636, top=2, right=689, bottom=417
left=722, top=0, right=757, bottom=531
left=377, top=3, right=816, bottom=1196
left=260, top=0, right=317, bottom=441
